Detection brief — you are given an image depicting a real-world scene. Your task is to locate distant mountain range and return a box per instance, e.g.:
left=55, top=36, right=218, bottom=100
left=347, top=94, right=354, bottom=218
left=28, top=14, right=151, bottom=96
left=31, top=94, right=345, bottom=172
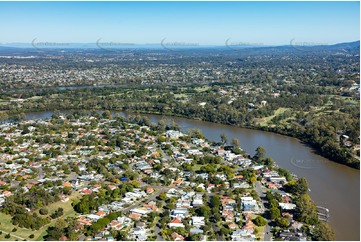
left=0, top=40, right=359, bottom=54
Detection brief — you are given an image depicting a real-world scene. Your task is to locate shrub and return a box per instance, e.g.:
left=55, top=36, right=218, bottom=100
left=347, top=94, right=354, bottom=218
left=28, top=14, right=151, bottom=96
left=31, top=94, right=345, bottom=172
left=39, top=208, right=48, bottom=215
left=252, top=216, right=267, bottom=226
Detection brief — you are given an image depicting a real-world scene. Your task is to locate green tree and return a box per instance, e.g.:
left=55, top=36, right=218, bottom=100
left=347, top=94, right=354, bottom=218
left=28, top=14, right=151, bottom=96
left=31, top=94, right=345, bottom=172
left=270, top=207, right=281, bottom=220
left=313, top=221, right=336, bottom=241
left=197, top=206, right=211, bottom=218
left=102, top=110, right=113, bottom=119
left=254, top=146, right=266, bottom=162
left=158, top=192, right=168, bottom=200
left=294, top=194, right=318, bottom=225
left=252, top=216, right=267, bottom=226
left=276, top=218, right=290, bottom=228
left=157, top=118, right=167, bottom=132
left=232, top=138, right=240, bottom=148
left=210, top=195, right=221, bottom=209
left=220, top=133, right=228, bottom=145
left=286, top=177, right=308, bottom=195
left=264, top=157, right=274, bottom=166
left=44, top=226, right=63, bottom=240
left=39, top=208, right=48, bottom=215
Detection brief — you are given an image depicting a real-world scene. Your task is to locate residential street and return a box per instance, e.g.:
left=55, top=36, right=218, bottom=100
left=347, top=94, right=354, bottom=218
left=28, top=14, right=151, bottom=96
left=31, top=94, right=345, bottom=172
left=123, top=186, right=171, bottom=213
left=255, top=181, right=272, bottom=241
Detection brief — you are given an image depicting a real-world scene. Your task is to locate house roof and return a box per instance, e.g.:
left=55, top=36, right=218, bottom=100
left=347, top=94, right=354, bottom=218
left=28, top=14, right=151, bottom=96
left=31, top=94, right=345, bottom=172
left=171, top=232, right=185, bottom=241
left=171, top=219, right=182, bottom=223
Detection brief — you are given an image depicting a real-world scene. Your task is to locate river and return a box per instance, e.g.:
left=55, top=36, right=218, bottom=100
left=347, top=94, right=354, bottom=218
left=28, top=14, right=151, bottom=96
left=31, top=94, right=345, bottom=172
left=24, top=111, right=360, bottom=240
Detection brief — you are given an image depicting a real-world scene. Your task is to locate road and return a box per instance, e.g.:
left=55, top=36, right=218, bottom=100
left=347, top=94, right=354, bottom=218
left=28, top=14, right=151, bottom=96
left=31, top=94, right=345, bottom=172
left=154, top=223, right=164, bottom=241
left=123, top=186, right=171, bottom=213
left=255, top=181, right=272, bottom=241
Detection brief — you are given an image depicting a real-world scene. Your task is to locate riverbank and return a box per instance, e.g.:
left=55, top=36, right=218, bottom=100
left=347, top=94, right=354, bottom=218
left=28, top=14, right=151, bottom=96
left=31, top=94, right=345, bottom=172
left=100, top=109, right=361, bottom=170
left=6, top=106, right=357, bottom=170
left=5, top=106, right=359, bottom=169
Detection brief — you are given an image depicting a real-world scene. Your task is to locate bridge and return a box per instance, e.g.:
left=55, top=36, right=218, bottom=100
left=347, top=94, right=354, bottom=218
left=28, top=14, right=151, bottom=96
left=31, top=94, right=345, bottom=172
left=317, top=206, right=330, bottom=222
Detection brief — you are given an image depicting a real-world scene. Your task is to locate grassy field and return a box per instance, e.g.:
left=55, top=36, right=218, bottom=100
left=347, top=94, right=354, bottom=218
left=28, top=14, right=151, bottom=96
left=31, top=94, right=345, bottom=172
left=0, top=213, right=39, bottom=240
left=195, top=86, right=211, bottom=92
left=174, top=93, right=188, bottom=98
left=28, top=96, right=43, bottom=100
left=192, top=164, right=202, bottom=171
left=256, top=108, right=290, bottom=127
left=0, top=191, right=81, bottom=241
left=0, top=231, right=19, bottom=241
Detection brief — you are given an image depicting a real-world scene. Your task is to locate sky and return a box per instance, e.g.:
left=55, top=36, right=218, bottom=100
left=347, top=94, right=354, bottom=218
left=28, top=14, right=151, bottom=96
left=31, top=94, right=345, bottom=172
left=0, top=1, right=359, bottom=46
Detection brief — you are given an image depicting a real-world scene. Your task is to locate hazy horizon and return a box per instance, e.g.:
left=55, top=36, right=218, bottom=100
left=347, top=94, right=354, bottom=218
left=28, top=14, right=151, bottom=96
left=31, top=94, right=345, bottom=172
left=0, top=1, right=359, bottom=46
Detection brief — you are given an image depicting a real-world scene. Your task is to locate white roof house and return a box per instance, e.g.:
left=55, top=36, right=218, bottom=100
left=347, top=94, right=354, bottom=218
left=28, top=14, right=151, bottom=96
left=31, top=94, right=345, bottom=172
left=279, top=203, right=297, bottom=210
left=191, top=216, right=205, bottom=227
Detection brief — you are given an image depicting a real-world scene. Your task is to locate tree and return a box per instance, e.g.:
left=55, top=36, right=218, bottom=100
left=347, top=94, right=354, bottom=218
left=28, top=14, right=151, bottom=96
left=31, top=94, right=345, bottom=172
left=220, top=133, right=228, bottom=145
left=295, top=177, right=308, bottom=195
left=197, top=206, right=211, bottom=218
left=252, top=216, right=267, bottom=226
left=210, top=195, right=221, bottom=209
left=285, top=177, right=308, bottom=195
left=276, top=218, right=290, bottom=228
left=254, top=146, right=266, bottom=162
left=44, top=226, right=63, bottom=240
left=249, top=175, right=257, bottom=185
left=220, top=227, right=230, bottom=236
left=39, top=208, right=48, bottom=215
left=232, top=138, right=242, bottom=154
left=102, top=110, right=113, bottom=119
left=158, top=192, right=168, bottom=200
left=270, top=207, right=281, bottom=220
left=294, top=194, right=318, bottom=225
left=232, top=138, right=240, bottom=148
left=264, top=157, right=274, bottom=166
left=170, top=120, right=180, bottom=131
left=157, top=118, right=167, bottom=132
left=313, top=221, right=336, bottom=241
left=187, top=128, right=204, bottom=139
left=189, top=233, right=202, bottom=241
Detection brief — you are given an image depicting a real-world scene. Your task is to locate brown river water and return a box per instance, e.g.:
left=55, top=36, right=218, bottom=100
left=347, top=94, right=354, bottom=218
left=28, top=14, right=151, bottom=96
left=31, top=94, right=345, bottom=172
left=24, top=111, right=360, bottom=240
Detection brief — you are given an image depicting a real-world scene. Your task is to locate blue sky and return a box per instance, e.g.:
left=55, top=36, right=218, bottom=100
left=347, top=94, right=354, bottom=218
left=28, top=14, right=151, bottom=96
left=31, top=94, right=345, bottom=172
left=0, top=1, right=359, bottom=45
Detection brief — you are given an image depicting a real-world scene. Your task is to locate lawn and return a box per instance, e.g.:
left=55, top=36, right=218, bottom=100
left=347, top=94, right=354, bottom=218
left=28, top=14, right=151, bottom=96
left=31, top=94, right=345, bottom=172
left=0, top=231, right=19, bottom=241
left=0, top=213, right=41, bottom=241
left=0, top=101, right=9, bottom=105
left=256, top=108, right=290, bottom=127
left=0, top=191, right=81, bottom=241
left=195, top=86, right=211, bottom=92
left=174, top=93, right=188, bottom=98
left=38, top=191, right=81, bottom=217
left=255, top=225, right=266, bottom=240
left=28, top=96, right=43, bottom=100
left=192, top=164, right=203, bottom=171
